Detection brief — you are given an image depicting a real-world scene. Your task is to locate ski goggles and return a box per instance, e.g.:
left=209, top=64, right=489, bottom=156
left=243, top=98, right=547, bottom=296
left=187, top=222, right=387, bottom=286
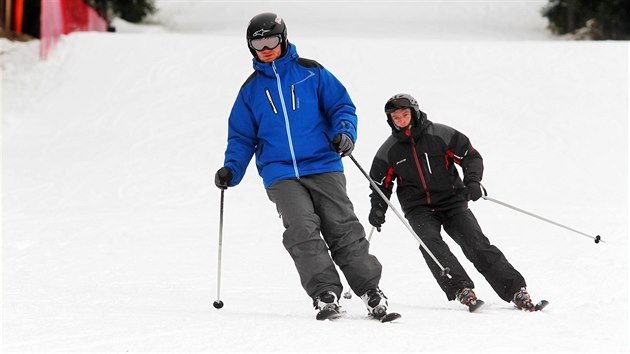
left=385, top=97, right=414, bottom=113
left=249, top=35, right=282, bottom=51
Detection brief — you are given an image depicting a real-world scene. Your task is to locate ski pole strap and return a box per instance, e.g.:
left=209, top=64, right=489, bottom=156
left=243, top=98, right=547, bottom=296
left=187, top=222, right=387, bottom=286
left=348, top=154, right=452, bottom=277
left=481, top=195, right=604, bottom=244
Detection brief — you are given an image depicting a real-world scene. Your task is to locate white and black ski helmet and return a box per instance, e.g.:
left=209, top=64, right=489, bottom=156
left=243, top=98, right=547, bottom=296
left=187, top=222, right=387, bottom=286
left=246, top=13, right=288, bottom=57
left=384, top=93, right=424, bottom=129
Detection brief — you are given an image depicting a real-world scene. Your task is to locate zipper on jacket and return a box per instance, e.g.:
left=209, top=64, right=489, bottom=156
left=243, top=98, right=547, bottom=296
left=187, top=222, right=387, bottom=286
left=410, top=135, right=432, bottom=205
left=424, top=153, right=433, bottom=174
left=272, top=61, right=300, bottom=179
left=291, top=85, right=296, bottom=111
left=265, top=88, right=278, bottom=114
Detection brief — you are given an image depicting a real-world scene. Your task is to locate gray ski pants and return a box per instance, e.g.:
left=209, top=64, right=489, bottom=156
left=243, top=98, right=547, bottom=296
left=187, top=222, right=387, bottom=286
left=266, top=172, right=382, bottom=301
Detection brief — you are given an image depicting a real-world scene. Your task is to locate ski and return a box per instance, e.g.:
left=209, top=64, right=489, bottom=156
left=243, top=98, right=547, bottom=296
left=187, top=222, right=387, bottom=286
left=515, top=299, right=550, bottom=312
left=316, top=308, right=342, bottom=321
left=316, top=309, right=401, bottom=322
left=376, top=312, right=402, bottom=323
left=467, top=299, right=485, bottom=313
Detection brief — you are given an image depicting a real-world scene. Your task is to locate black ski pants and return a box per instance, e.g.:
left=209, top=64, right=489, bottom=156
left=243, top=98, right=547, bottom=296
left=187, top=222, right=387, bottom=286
left=266, top=172, right=383, bottom=302
left=408, top=206, right=526, bottom=302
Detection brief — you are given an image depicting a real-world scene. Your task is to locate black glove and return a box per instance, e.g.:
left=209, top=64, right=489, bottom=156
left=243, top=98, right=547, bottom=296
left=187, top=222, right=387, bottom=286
left=332, top=133, right=354, bottom=157
left=368, top=208, right=386, bottom=231
left=464, top=182, right=484, bottom=201
left=214, top=167, right=233, bottom=189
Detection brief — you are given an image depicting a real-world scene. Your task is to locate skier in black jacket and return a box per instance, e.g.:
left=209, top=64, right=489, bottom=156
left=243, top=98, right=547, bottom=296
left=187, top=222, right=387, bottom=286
left=368, top=93, right=540, bottom=311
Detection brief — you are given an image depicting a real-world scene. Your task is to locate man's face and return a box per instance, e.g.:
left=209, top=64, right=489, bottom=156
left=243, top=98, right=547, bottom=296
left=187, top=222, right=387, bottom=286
left=390, top=108, right=412, bottom=129
left=256, top=45, right=282, bottom=63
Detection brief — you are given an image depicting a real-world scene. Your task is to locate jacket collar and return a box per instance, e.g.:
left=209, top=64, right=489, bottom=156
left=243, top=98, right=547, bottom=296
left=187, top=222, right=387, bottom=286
left=252, top=43, right=299, bottom=77
left=393, top=118, right=432, bottom=142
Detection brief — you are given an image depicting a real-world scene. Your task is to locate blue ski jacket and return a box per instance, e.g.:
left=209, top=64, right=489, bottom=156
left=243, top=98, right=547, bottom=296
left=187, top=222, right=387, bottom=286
left=223, top=43, right=358, bottom=188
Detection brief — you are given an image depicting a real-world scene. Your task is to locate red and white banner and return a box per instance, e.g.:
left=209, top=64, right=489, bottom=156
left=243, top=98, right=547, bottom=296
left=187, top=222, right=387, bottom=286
left=40, top=0, right=107, bottom=60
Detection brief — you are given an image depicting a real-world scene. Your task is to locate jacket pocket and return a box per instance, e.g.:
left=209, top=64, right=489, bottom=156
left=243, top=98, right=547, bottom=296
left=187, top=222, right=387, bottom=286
left=424, top=153, right=433, bottom=174
left=424, top=152, right=451, bottom=187
left=290, top=71, right=315, bottom=111
left=265, top=88, right=278, bottom=114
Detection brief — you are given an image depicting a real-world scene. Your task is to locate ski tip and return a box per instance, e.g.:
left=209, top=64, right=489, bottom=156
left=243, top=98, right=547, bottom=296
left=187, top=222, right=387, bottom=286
left=468, top=299, right=485, bottom=312
left=380, top=312, right=402, bottom=323
left=316, top=309, right=342, bottom=321
left=535, top=300, right=549, bottom=311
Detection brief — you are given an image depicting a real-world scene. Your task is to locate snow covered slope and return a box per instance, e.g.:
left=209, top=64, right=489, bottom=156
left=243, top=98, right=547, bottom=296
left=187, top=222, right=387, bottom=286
left=2, top=2, right=628, bottom=353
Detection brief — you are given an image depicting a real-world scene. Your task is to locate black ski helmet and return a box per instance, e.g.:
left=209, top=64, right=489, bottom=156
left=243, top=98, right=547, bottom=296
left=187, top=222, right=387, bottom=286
left=246, top=13, right=288, bottom=57
left=384, top=93, right=424, bottom=129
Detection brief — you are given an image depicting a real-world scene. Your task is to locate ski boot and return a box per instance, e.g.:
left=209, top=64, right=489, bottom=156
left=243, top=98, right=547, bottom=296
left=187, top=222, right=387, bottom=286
left=314, top=291, right=341, bottom=320
left=361, top=288, right=402, bottom=322
left=361, top=288, right=388, bottom=319
left=456, top=287, right=485, bottom=312
left=513, top=287, right=538, bottom=311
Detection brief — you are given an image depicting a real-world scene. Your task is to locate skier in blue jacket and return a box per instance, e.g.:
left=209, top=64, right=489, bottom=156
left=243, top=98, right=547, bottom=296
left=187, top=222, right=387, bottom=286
left=214, top=13, right=390, bottom=320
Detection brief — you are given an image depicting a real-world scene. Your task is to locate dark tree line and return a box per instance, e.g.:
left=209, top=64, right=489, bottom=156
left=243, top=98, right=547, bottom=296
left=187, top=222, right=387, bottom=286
left=86, top=0, right=156, bottom=25
left=10, top=0, right=629, bottom=40
left=542, top=0, right=630, bottom=39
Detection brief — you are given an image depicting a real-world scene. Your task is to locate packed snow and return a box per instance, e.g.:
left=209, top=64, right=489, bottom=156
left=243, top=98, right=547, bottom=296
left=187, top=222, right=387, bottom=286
left=2, top=1, right=628, bottom=353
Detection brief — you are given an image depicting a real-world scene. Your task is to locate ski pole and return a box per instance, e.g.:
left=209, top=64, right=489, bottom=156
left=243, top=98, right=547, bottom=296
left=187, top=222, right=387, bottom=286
left=343, top=226, right=378, bottom=299
left=348, top=154, right=451, bottom=278
left=213, top=187, right=226, bottom=309
left=481, top=193, right=603, bottom=244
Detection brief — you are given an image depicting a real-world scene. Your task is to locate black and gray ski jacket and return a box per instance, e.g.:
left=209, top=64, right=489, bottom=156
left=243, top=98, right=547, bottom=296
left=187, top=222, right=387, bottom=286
left=369, top=116, right=483, bottom=216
